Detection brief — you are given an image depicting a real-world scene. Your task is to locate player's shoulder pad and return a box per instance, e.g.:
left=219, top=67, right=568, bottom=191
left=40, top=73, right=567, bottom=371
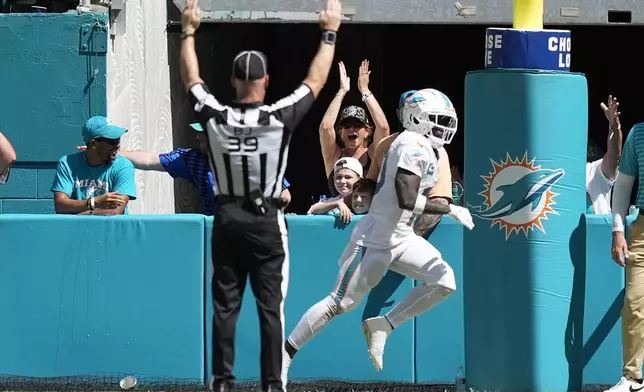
left=399, top=136, right=432, bottom=162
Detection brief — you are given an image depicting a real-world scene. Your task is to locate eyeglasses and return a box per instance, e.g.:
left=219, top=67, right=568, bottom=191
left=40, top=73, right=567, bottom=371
left=94, top=137, right=120, bottom=146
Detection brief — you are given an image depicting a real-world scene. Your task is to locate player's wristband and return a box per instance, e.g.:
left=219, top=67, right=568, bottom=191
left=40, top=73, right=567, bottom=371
left=413, top=194, right=425, bottom=215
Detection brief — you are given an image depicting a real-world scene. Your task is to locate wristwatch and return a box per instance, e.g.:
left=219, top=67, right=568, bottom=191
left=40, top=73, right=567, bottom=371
left=322, top=30, right=337, bottom=45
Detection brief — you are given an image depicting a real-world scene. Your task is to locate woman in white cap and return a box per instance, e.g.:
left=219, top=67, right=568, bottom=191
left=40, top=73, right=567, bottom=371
left=319, top=60, right=390, bottom=197
left=307, top=157, right=363, bottom=222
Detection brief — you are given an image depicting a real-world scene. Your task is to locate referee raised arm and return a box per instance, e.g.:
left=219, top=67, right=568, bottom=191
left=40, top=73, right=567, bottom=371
left=180, top=0, right=341, bottom=391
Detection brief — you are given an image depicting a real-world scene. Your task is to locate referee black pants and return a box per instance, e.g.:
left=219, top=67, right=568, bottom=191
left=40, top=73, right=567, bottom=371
left=211, top=200, right=288, bottom=392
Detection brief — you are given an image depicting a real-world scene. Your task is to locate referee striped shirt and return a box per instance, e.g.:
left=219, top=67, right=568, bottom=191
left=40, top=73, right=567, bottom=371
left=190, top=83, right=314, bottom=199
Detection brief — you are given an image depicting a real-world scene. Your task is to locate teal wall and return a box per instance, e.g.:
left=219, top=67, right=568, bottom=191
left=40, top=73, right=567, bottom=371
left=0, top=12, right=108, bottom=214
left=0, top=214, right=627, bottom=389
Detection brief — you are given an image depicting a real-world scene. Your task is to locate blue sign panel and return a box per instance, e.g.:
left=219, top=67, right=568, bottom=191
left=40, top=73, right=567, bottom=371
left=485, top=28, right=571, bottom=71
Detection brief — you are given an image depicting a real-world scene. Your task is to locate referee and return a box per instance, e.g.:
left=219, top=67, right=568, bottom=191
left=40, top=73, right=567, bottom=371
left=180, top=0, right=342, bottom=391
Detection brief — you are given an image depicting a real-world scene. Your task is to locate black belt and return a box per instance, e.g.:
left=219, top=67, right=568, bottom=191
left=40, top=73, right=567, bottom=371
left=218, top=195, right=286, bottom=209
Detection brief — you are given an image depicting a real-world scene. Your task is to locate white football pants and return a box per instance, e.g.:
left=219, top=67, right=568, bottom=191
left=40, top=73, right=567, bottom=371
left=287, top=233, right=456, bottom=351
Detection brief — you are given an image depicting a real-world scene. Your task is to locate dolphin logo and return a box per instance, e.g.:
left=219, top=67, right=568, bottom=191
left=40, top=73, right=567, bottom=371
left=407, top=95, right=426, bottom=104
left=405, top=92, right=426, bottom=107
left=470, top=168, right=565, bottom=220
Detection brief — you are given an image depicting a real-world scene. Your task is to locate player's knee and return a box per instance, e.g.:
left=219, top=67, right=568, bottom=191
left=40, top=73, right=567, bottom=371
left=337, top=300, right=357, bottom=314
left=326, top=294, right=353, bottom=315
left=436, top=284, right=455, bottom=298
left=334, top=292, right=366, bottom=313
left=442, top=263, right=457, bottom=291
left=427, top=260, right=457, bottom=292
left=422, top=281, right=454, bottom=300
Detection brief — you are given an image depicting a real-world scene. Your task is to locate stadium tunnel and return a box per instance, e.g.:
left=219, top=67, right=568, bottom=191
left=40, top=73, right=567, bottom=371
left=167, top=23, right=644, bottom=215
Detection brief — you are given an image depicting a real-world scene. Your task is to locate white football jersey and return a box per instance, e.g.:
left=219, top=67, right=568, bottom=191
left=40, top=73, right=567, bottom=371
left=358, top=131, right=438, bottom=249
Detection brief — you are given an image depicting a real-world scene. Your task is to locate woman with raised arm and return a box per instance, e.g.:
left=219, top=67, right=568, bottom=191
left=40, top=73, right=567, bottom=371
left=319, top=60, right=390, bottom=197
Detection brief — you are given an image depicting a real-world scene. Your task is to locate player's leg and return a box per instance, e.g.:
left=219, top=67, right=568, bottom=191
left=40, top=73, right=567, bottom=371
left=363, top=236, right=456, bottom=371
left=387, top=237, right=456, bottom=324
left=247, top=211, right=290, bottom=392
left=362, top=202, right=446, bottom=320
left=284, top=244, right=390, bottom=364
left=283, top=241, right=365, bottom=381
left=211, top=222, right=249, bottom=391
left=286, top=241, right=366, bottom=354
left=282, top=241, right=363, bottom=380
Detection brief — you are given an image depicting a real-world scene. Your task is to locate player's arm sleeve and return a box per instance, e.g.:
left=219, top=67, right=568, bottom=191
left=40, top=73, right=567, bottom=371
left=50, top=158, right=74, bottom=196
left=111, top=160, right=137, bottom=200
left=612, top=128, right=639, bottom=231
left=396, top=144, right=429, bottom=178
left=612, top=173, right=635, bottom=232
left=159, top=149, right=191, bottom=180
left=269, top=84, right=316, bottom=132
left=282, top=178, right=290, bottom=190
left=189, top=83, right=227, bottom=125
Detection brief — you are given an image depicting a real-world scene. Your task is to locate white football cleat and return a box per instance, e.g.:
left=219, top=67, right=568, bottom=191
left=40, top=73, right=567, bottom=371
left=603, top=376, right=644, bottom=392
left=362, top=316, right=392, bottom=371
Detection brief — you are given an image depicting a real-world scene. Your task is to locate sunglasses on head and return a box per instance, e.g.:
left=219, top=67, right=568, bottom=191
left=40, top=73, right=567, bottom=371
left=94, top=137, right=120, bottom=146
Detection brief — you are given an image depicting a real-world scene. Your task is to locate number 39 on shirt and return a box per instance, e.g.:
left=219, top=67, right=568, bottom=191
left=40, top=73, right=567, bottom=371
left=229, top=127, right=258, bottom=153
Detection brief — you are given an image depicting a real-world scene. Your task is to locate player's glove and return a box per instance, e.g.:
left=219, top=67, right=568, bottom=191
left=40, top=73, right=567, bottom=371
left=448, top=204, right=475, bottom=230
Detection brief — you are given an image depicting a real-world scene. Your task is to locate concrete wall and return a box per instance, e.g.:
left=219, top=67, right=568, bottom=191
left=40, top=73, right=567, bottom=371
left=168, top=0, right=644, bottom=24
left=107, top=0, right=175, bottom=215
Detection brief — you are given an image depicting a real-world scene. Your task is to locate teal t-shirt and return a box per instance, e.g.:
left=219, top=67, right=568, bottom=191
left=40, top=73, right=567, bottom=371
left=51, top=153, right=137, bottom=214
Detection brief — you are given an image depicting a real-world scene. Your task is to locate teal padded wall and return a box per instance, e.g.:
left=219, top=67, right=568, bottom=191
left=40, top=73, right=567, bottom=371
left=0, top=214, right=205, bottom=383
left=0, top=214, right=629, bottom=389
left=0, top=13, right=107, bottom=214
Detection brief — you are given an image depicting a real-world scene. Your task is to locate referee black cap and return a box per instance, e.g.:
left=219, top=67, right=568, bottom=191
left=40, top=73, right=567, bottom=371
left=232, top=50, right=268, bottom=81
